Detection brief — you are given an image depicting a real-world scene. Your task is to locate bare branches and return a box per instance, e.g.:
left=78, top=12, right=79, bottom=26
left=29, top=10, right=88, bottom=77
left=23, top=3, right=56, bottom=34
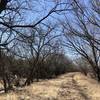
left=62, top=0, right=100, bottom=81
left=0, top=0, right=11, bottom=13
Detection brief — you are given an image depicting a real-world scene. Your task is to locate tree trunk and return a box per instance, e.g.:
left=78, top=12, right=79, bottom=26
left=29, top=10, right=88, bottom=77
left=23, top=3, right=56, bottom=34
left=24, top=69, right=34, bottom=86
left=6, top=73, right=13, bottom=89
left=2, top=77, right=7, bottom=93
left=96, top=67, right=100, bottom=82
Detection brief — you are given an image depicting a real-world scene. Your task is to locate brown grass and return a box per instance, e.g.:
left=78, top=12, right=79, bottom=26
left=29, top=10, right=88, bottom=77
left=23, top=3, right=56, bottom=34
left=0, top=72, right=100, bottom=100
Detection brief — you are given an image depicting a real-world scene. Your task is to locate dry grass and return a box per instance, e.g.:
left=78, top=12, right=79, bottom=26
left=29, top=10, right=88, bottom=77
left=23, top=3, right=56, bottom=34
left=0, top=72, right=100, bottom=100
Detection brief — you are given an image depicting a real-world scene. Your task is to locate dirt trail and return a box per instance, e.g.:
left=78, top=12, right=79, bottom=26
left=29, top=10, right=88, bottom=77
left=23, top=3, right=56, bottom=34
left=0, top=72, right=100, bottom=100
left=57, top=73, right=91, bottom=100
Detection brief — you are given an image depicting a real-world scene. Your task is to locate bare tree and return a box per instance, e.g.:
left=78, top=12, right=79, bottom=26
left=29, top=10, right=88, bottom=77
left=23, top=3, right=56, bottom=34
left=62, top=0, right=100, bottom=81
left=0, top=0, right=71, bottom=91
left=14, top=24, right=61, bottom=85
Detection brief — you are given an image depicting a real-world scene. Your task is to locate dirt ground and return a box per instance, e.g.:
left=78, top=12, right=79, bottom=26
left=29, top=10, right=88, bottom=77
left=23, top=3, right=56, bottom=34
left=0, top=72, right=100, bottom=100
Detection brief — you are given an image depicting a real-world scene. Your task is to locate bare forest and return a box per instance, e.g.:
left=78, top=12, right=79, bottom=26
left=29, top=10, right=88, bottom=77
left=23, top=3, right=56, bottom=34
left=0, top=0, right=100, bottom=100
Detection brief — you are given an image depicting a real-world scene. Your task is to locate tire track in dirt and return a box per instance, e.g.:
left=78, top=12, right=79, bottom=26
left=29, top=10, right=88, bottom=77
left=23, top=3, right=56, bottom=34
left=57, top=73, right=91, bottom=100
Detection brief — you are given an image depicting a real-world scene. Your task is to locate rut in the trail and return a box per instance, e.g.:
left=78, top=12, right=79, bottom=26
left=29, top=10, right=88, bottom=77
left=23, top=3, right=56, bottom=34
left=56, top=73, right=91, bottom=100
